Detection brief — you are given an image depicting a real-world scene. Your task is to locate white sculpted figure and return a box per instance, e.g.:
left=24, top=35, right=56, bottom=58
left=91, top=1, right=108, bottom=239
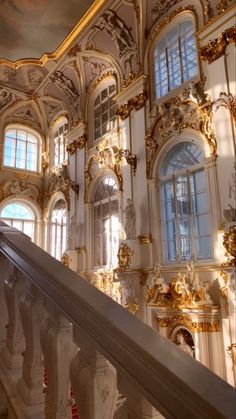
left=175, top=331, right=194, bottom=357
left=123, top=199, right=136, bottom=240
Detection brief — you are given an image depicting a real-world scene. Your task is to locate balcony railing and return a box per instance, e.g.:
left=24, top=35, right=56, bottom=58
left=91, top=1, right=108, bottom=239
left=0, top=221, right=235, bottom=419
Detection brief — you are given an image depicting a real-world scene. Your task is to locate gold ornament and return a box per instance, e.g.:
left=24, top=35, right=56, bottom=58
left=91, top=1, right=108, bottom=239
left=116, top=243, right=134, bottom=272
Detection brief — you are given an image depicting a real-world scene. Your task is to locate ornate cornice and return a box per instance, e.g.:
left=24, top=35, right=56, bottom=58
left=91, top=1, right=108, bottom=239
left=116, top=91, right=147, bottom=120
left=200, top=25, right=236, bottom=64
left=157, top=315, right=220, bottom=333
left=66, top=134, right=87, bottom=155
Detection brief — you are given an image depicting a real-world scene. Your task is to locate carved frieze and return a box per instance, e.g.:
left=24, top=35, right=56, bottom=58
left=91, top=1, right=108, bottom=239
left=0, top=178, right=41, bottom=204
left=146, top=82, right=216, bottom=179
left=200, top=25, right=236, bottom=64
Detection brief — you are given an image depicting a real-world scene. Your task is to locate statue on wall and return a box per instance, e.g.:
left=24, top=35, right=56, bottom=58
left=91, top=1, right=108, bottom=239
left=174, top=329, right=194, bottom=357
left=123, top=198, right=136, bottom=240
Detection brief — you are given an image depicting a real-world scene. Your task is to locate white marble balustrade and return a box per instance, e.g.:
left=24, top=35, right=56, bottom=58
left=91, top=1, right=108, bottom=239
left=0, top=221, right=235, bottom=419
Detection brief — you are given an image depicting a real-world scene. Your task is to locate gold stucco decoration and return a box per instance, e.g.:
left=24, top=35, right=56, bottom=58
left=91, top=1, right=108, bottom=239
left=200, top=25, right=236, bottom=64
left=66, top=135, right=87, bottom=155
left=116, top=243, right=134, bottom=272
left=146, top=82, right=216, bottom=179
left=222, top=225, right=236, bottom=266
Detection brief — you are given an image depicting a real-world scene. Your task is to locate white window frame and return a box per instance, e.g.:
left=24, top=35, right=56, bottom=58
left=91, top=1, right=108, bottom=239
left=159, top=141, right=212, bottom=264
left=93, top=177, right=119, bottom=269
left=3, top=125, right=41, bottom=173
left=152, top=14, right=199, bottom=101
left=0, top=198, right=40, bottom=243
left=49, top=116, right=68, bottom=168
left=89, top=76, right=117, bottom=147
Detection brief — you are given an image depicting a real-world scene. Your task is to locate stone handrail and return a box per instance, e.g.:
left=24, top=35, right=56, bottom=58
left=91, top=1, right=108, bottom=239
left=0, top=222, right=235, bottom=419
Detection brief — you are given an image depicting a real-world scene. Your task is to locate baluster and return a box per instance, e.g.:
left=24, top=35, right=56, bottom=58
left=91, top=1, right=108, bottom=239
left=113, top=374, right=164, bottom=419
left=70, top=329, right=117, bottom=419
left=1, top=269, right=25, bottom=376
left=41, top=305, right=77, bottom=419
left=18, top=282, right=45, bottom=408
left=0, top=254, right=12, bottom=349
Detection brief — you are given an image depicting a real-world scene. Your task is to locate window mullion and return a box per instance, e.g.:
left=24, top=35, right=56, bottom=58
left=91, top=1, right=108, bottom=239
left=187, top=170, right=195, bottom=260
left=165, top=46, right=170, bottom=92
left=178, top=35, right=184, bottom=84
left=172, top=175, right=180, bottom=262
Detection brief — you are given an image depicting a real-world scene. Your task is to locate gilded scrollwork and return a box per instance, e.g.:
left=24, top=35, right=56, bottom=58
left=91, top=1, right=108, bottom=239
left=216, top=92, right=236, bottom=125
left=66, top=135, right=87, bottom=155
left=146, top=261, right=215, bottom=309
left=200, top=25, right=236, bottom=64
left=116, top=91, right=147, bottom=120
left=222, top=225, right=236, bottom=266
left=61, top=253, right=71, bottom=267
left=115, top=243, right=134, bottom=272
left=146, top=82, right=216, bottom=179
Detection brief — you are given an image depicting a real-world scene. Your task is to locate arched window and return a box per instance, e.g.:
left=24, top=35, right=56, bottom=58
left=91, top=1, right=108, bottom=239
left=53, top=118, right=68, bottom=166
left=94, top=83, right=116, bottom=142
left=50, top=199, right=67, bottom=260
left=0, top=202, right=35, bottom=241
left=3, top=127, right=39, bottom=172
left=93, top=177, right=119, bottom=268
left=154, top=19, right=198, bottom=99
left=160, top=142, right=212, bottom=263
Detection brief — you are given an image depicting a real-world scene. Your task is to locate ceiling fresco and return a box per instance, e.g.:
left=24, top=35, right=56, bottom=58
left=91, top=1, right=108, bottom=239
left=0, top=0, right=95, bottom=62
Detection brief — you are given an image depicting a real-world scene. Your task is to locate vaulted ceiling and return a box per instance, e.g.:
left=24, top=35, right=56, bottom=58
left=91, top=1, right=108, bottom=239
left=0, top=0, right=95, bottom=62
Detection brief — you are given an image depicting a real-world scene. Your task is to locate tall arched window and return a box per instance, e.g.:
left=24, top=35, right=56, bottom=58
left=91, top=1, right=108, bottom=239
left=160, top=142, right=212, bottom=263
left=53, top=118, right=68, bottom=166
left=0, top=202, right=35, bottom=241
left=94, top=83, right=116, bottom=142
left=93, top=177, right=119, bottom=268
left=50, top=199, right=67, bottom=260
left=3, top=127, right=39, bottom=172
left=154, top=19, right=198, bottom=99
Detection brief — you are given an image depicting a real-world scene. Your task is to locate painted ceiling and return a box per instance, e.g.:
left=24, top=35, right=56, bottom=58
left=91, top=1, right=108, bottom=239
left=0, top=0, right=95, bottom=62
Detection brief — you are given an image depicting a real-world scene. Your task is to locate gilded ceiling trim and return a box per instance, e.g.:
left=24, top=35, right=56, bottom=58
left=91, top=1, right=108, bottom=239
left=0, top=0, right=110, bottom=69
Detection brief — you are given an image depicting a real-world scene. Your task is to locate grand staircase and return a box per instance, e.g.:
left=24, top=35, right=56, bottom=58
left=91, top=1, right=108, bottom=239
left=0, top=221, right=235, bottom=419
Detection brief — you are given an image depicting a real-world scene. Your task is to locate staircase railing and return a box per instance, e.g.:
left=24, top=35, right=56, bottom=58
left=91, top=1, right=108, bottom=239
left=0, top=221, right=235, bottom=419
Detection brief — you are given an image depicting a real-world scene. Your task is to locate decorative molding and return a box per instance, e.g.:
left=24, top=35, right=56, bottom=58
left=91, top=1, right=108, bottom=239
left=146, top=82, right=216, bottom=179
left=46, top=163, right=79, bottom=204
left=151, top=0, right=182, bottom=24
left=222, top=225, right=236, bottom=266
left=66, top=135, right=87, bottom=155
left=0, top=178, right=41, bottom=206
left=61, top=253, right=71, bottom=267
left=146, top=262, right=216, bottom=309
left=115, top=243, right=134, bottom=272
left=200, top=25, right=236, bottom=64
left=160, top=315, right=220, bottom=333
left=116, top=91, right=147, bottom=120
left=137, top=234, right=152, bottom=244
left=216, top=92, right=236, bottom=124
left=146, top=5, right=197, bottom=39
